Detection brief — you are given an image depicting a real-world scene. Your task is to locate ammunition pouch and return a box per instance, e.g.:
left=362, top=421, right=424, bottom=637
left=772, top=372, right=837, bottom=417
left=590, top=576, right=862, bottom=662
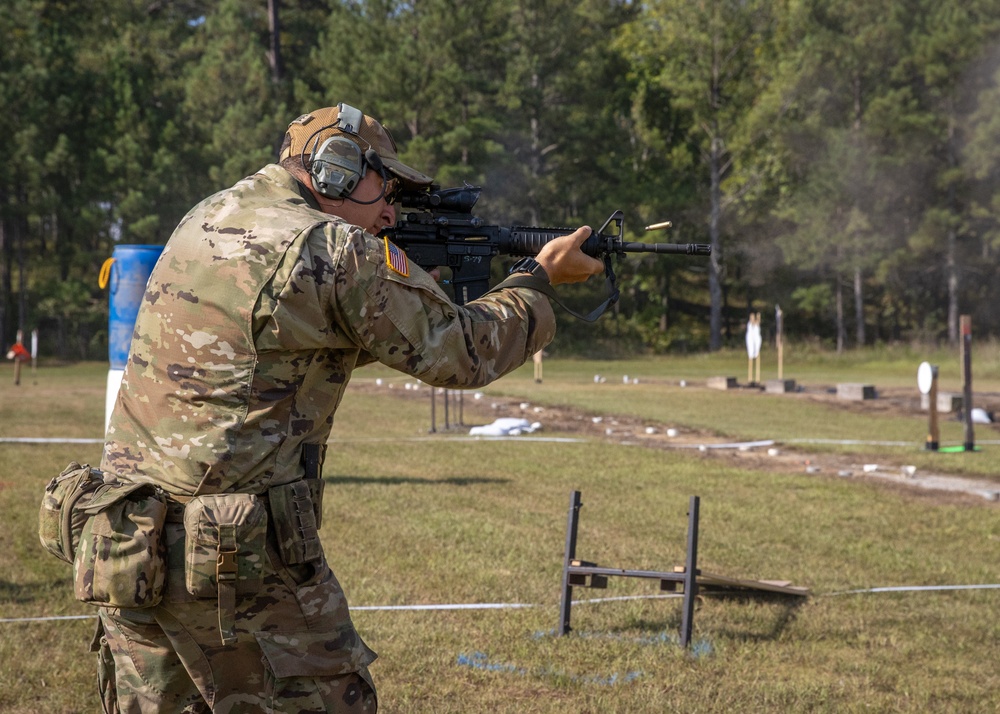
left=268, top=480, right=323, bottom=566
left=269, top=443, right=326, bottom=567
left=183, top=493, right=268, bottom=645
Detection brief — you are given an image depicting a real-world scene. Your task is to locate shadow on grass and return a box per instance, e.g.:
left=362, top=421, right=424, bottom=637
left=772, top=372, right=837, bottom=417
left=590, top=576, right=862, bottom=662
left=606, top=615, right=682, bottom=636
left=588, top=591, right=806, bottom=644
left=327, top=475, right=511, bottom=486
left=0, top=577, right=71, bottom=604
left=703, top=591, right=807, bottom=642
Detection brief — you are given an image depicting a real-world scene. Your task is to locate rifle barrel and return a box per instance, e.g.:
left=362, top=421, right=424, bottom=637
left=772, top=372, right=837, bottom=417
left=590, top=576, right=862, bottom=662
left=620, top=241, right=712, bottom=256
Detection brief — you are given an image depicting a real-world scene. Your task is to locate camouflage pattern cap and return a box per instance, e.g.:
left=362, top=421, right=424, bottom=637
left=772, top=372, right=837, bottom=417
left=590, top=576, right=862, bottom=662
left=280, top=104, right=433, bottom=189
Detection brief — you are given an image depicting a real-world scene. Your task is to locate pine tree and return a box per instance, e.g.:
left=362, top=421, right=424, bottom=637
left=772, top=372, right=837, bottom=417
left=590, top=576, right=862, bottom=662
left=618, top=0, right=781, bottom=350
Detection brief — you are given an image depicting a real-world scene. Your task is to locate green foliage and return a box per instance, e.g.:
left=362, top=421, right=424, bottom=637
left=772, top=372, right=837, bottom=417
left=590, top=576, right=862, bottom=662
left=616, top=0, right=786, bottom=350
left=3, top=0, right=1000, bottom=355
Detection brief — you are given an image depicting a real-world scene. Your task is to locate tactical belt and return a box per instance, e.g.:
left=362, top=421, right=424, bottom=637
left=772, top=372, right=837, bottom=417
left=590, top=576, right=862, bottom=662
left=162, top=444, right=328, bottom=645
left=165, top=500, right=187, bottom=523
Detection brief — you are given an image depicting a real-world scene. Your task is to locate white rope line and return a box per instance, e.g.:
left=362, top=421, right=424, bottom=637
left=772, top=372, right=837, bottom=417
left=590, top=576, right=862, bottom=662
left=3, top=436, right=997, bottom=447
left=4, top=585, right=997, bottom=624
left=341, top=436, right=587, bottom=444
left=787, top=438, right=1000, bottom=447
left=0, top=595, right=670, bottom=622
left=664, top=439, right=775, bottom=450
left=0, top=437, right=104, bottom=444
left=353, top=602, right=537, bottom=611
left=0, top=436, right=585, bottom=445
left=1, top=614, right=97, bottom=623
left=569, top=593, right=683, bottom=604
left=825, top=584, right=1000, bottom=596
left=785, top=438, right=913, bottom=447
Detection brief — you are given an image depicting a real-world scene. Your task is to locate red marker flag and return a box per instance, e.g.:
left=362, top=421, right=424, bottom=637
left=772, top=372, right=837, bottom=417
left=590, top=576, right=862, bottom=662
left=6, top=342, right=29, bottom=361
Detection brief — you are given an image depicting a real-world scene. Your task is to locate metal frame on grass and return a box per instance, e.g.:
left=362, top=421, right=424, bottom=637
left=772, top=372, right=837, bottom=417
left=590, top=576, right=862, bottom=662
left=558, top=490, right=808, bottom=647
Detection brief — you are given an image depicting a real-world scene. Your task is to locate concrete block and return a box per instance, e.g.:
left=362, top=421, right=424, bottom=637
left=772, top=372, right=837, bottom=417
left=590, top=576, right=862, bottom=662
left=707, top=376, right=737, bottom=390
left=837, top=383, right=876, bottom=400
left=920, top=392, right=962, bottom=413
left=765, top=379, right=796, bottom=394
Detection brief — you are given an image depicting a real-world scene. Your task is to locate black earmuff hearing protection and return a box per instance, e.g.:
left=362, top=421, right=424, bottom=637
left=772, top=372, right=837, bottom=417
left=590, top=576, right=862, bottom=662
left=305, top=103, right=390, bottom=204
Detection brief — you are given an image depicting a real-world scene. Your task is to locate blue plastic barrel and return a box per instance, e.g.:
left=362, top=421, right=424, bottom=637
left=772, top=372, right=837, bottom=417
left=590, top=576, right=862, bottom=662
left=104, top=245, right=164, bottom=369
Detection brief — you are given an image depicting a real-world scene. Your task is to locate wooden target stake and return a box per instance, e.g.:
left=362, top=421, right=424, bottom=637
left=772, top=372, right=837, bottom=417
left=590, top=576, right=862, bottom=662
left=960, top=315, right=975, bottom=452
left=775, top=305, right=784, bottom=381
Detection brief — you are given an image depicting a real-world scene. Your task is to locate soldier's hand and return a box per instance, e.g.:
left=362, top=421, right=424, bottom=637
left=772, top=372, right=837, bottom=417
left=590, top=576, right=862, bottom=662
left=535, top=226, right=604, bottom=285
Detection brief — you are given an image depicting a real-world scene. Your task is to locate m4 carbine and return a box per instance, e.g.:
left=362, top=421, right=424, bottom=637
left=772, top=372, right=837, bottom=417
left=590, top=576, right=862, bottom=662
left=380, top=185, right=711, bottom=320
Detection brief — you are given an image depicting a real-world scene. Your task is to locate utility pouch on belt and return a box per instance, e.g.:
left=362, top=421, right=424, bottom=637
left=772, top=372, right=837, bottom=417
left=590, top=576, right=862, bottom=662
left=269, top=443, right=326, bottom=567
left=40, top=462, right=167, bottom=607
left=39, top=462, right=108, bottom=564
left=72, top=480, right=168, bottom=608
left=183, top=493, right=267, bottom=645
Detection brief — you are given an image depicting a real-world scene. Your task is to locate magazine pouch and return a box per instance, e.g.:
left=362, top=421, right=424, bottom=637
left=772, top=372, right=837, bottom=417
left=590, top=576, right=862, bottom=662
left=183, top=493, right=267, bottom=644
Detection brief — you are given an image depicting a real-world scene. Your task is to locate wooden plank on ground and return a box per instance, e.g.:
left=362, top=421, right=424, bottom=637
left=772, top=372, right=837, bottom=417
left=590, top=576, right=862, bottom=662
left=695, top=570, right=810, bottom=596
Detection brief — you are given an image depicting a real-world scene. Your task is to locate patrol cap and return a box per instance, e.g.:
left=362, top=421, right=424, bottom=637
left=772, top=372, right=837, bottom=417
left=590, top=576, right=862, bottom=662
left=280, top=105, right=434, bottom=189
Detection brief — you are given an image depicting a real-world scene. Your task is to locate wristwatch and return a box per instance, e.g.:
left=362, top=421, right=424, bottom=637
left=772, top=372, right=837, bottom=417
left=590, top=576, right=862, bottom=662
left=508, top=257, right=550, bottom=283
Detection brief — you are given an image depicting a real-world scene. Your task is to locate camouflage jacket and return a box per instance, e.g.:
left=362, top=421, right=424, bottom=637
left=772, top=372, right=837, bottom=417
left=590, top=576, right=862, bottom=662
left=103, top=164, right=555, bottom=496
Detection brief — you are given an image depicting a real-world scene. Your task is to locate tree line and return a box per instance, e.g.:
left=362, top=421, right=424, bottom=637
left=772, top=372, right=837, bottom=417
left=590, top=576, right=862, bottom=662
left=2, top=0, right=1000, bottom=360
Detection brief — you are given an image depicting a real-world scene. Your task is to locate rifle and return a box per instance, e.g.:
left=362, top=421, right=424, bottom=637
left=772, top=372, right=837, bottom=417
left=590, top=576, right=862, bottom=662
left=380, top=185, right=711, bottom=320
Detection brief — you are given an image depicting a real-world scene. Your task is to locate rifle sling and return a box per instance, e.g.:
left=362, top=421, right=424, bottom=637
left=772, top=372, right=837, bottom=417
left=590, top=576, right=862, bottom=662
left=488, top=264, right=619, bottom=323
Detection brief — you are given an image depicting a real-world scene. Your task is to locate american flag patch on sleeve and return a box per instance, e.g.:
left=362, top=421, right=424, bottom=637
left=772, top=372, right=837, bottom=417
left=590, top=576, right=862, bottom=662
left=384, top=237, right=409, bottom=277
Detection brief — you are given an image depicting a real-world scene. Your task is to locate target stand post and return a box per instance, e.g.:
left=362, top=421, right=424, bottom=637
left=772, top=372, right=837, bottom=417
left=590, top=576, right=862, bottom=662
left=557, top=490, right=808, bottom=648
left=558, top=491, right=701, bottom=647
left=961, top=315, right=975, bottom=452
left=918, top=362, right=940, bottom=451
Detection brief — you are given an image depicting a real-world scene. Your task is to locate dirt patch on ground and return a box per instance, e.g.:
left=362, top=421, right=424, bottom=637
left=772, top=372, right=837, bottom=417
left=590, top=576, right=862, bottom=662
left=351, top=380, right=1000, bottom=506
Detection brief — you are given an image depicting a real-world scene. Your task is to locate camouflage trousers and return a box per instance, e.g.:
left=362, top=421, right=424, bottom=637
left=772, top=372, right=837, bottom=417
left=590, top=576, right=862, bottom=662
left=92, top=523, right=377, bottom=713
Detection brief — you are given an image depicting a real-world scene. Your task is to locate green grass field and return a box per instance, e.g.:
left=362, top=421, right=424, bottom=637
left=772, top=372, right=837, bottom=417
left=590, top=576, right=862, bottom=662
left=1, top=349, right=998, bottom=713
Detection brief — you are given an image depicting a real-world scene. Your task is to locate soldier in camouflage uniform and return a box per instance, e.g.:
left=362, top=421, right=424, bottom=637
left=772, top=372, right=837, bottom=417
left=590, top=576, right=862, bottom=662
left=94, top=104, right=603, bottom=712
